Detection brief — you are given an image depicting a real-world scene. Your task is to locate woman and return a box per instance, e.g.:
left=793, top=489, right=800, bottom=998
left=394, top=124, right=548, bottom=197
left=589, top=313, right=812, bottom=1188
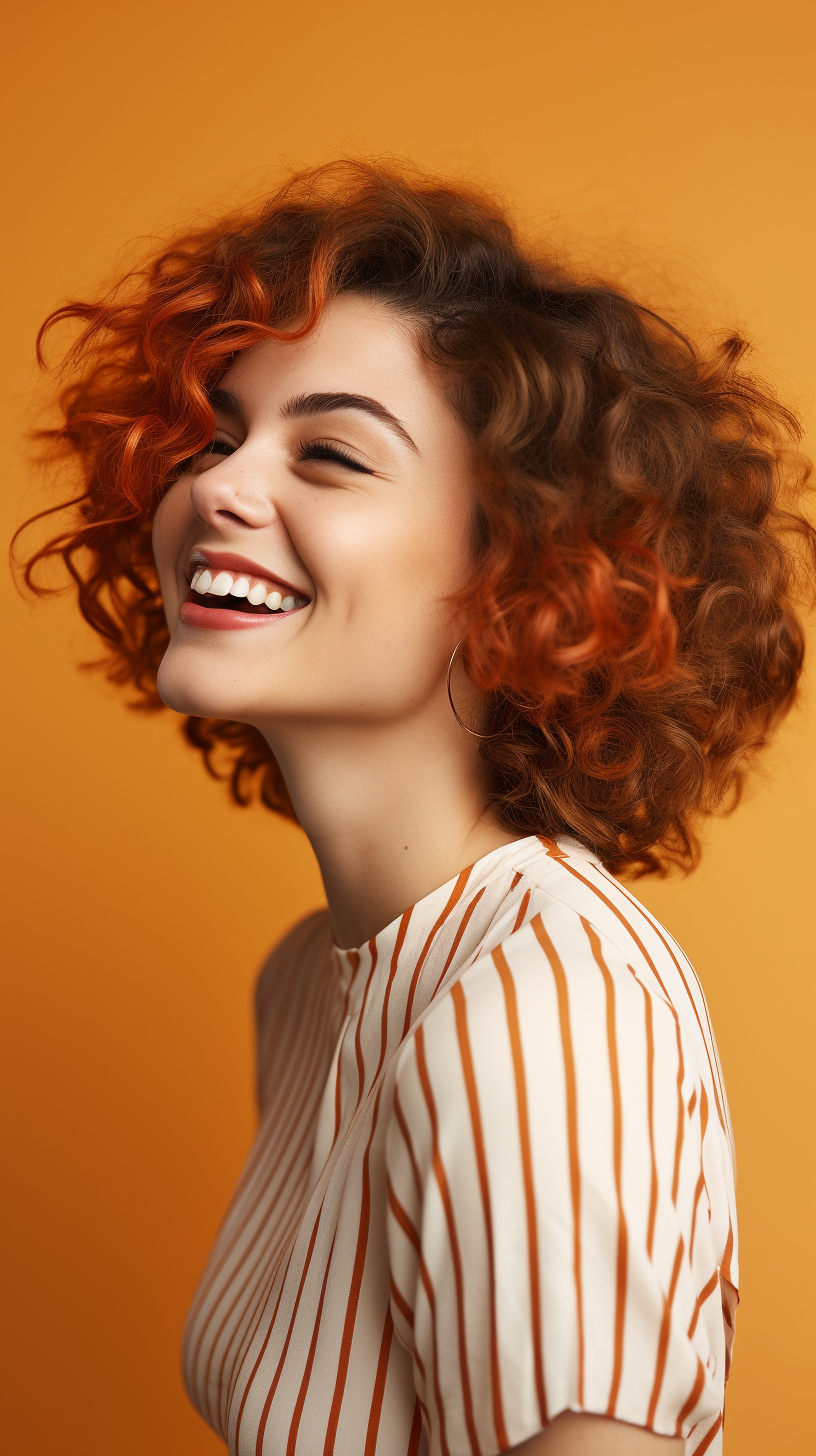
left=19, top=161, right=813, bottom=1454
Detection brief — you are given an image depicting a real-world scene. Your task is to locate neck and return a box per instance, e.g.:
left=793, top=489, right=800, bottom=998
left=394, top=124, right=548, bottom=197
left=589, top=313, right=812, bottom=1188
left=263, top=697, right=519, bottom=949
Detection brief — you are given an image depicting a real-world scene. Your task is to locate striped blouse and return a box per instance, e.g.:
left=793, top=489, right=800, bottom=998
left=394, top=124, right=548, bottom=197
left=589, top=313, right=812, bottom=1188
left=183, top=835, right=738, bottom=1455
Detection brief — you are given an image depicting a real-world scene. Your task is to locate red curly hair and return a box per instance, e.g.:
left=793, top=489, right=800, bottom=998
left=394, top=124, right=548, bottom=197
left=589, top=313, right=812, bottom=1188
left=17, top=160, right=814, bottom=874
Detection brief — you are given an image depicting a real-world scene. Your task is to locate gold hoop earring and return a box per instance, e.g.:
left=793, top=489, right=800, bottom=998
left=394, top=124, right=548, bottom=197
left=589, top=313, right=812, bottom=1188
left=446, top=640, right=503, bottom=740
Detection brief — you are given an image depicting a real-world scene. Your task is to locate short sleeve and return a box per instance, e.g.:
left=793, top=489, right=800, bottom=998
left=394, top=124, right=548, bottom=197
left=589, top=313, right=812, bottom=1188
left=385, top=914, right=725, bottom=1455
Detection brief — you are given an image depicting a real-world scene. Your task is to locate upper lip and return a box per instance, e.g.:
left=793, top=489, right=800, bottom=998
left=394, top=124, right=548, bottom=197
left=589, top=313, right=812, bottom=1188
left=187, top=548, right=311, bottom=600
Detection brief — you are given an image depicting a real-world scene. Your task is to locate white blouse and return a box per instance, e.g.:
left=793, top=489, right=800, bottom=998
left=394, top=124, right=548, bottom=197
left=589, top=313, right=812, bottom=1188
left=183, top=835, right=737, bottom=1455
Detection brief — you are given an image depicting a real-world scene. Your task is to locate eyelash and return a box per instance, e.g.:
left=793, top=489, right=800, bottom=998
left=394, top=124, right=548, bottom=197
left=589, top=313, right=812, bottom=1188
left=201, top=436, right=373, bottom=475
left=300, top=440, right=372, bottom=474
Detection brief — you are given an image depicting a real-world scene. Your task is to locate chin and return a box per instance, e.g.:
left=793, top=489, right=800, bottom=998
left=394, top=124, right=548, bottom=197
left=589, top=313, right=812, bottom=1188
left=156, top=648, right=259, bottom=723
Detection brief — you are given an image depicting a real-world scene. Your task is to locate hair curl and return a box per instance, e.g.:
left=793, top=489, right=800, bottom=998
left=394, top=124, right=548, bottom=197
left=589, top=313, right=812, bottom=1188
left=16, top=159, right=815, bottom=874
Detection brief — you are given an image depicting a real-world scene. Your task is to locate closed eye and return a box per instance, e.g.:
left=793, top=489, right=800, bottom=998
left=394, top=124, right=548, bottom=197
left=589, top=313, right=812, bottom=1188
left=202, top=436, right=238, bottom=457
left=190, top=435, right=374, bottom=473
left=299, top=440, right=373, bottom=475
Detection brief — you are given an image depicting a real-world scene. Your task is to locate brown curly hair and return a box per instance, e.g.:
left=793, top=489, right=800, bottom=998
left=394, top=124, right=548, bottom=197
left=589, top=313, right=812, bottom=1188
left=15, top=160, right=814, bottom=875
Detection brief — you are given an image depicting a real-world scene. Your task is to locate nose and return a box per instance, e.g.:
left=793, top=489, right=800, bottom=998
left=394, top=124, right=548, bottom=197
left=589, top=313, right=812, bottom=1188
left=189, top=457, right=279, bottom=532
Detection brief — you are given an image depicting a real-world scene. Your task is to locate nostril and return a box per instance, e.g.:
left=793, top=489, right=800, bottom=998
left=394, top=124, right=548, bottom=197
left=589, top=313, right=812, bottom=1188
left=217, top=509, right=249, bottom=526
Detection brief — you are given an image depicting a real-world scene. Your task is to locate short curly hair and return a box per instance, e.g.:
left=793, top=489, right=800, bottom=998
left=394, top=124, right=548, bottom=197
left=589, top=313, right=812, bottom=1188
left=17, top=159, right=814, bottom=875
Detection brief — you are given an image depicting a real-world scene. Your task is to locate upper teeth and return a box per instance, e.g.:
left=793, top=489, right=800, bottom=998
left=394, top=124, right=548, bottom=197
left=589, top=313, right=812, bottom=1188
left=190, top=566, right=303, bottom=612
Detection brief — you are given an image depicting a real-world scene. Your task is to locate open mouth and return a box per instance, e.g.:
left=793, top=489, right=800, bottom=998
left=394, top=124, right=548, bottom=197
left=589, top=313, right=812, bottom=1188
left=187, top=589, right=278, bottom=613
left=180, top=565, right=310, bottom=629
left=190, top=566, right=308, bottom=613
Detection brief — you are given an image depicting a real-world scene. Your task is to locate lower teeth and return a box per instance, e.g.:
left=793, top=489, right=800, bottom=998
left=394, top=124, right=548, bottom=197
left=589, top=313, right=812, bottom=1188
left=193, top=591, right=278, bottom=612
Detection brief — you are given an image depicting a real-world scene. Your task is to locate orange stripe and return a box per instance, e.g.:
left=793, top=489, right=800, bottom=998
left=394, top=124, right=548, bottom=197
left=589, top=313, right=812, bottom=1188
left=693, top=1412, right=723, bottom=1454
left=671, top=1020, right=686, bottom=1206
left=224, top=1121, right=336, bottom=1412
left=390, top=1274, right=415, bottom=1329
left=582, top=920, right=628, bottom=1418
left=596, top=862, right=729, bottom=1139
left=416, top=1025, right=483, bottom=1456
left=354, top=939, right=379, bottom=1101
left=493, top=941, right=549, bottom=1423
left=538, top=838, right=674, bottom=1003
left=646, top=1236, right=685, bottom=1427
left=224, top=1195, right=311, bottom=1416
left=689, top=1172, right=706, bottom=1265
left=196, top=1029, right=331, bottom=1416
left=510, top=871, right=522, bottom=889
left=407, top=1399, right=424, bottom=1456
left=641, top=978, right=658, bottom=1259
left=403, top=869, right=470, bottom=1032
left=512, top=887, right=531, bottom=933
left=332, top=957, right=357, bottom=1145
left=417, top=1250, right=451, bottom=1456
left=451, top=981, right=508, bottom=1449
left=674, top=1356, right=708, bottom=1435
left=540, top=832, right=717, bottom=1190
left=432, top=888, right=486, bottom=996
left=363, top=1308, right=395, bottom=1456
left=387, top=1178, right=421, bottom=1250
left=323, top=1084, right=385, bottom=1454
left=414, top=1348, right=428, bottom=1394
left=235, top=1203, right=324, bottom=1452
left=375, top=908, right=412, bottom=1080
left=689, top=1087, right=709, bottom=1264
left=392, top=1084, right=423, bottom=1200
left=530, top=914, right=583, bottom=1406
left=688, top=1269, right=718, bottom=1340
left=387, top=1209, right=447, bottom=1456
left=720, top=1220, right=735, bottom=1285
left=540, top=837, right=714, bottom=1222
left=221, top=1095, right=333, bottom=1368
left=232, top=1249, right=294, bottom=1445
left=332, top=1039, right=345, bottom=1145
left=188, top=993, right=326, bottom=1343
left=287, top=1233, right=337, bottom=1456
left=212, top=1179, right=313, bottom=1422
left=204, top=1081, right=328, bottom=1399
left=206, top=1045, right=334, bottom=1401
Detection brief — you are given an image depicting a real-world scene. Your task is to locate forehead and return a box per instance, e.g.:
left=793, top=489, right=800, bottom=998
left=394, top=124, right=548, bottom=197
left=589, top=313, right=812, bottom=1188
left=222, top=294, right=447, bottom=426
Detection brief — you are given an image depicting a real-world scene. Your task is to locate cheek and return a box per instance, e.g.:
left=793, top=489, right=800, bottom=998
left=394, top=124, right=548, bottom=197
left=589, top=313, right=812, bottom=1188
left=152, top=479, right=195, bottom=605
left=387, top=487, right=475, bottom=607
left=309, top=486, right=474, bottom=616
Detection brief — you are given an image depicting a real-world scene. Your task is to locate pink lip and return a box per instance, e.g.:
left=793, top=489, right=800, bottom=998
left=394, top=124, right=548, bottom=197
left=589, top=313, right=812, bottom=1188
left=188, top=548, right=310, bottom=599
left=179, top=598, right=305, bottom=630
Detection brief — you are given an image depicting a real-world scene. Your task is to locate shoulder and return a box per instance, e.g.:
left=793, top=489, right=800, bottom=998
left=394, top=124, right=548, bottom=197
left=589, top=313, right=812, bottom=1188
left=482, top=836, right=730, bottom=1117
left=385, top=881, right=727, bottom=1449
left=387, top=858, right=717, bottom=1255
left=405, top=845, right=688, bottom=1086
left=508, top=835, right=691, bottom=987
left=253, top=909, right=333, bottom=1113
left=394, top=901, right=694, bottom=1161
left=254, top=907, right=333, bottom=1021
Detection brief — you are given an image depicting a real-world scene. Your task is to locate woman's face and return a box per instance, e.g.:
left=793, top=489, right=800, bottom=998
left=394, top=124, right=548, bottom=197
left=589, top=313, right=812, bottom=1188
left=153, top=294, right=478, bottom=730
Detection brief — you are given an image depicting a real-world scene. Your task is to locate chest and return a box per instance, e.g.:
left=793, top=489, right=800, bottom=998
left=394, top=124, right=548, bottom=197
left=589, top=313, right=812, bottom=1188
left=182, top=972, right=423, bottom=1454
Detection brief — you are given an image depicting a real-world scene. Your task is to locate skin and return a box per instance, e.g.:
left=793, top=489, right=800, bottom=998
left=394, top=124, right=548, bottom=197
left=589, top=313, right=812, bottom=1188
left=152, top=293, right=683, bottom=1455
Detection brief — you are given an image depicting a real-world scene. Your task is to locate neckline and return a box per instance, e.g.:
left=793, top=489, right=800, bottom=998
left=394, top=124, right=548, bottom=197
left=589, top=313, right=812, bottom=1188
left=331, top=834, right=544, bottom=958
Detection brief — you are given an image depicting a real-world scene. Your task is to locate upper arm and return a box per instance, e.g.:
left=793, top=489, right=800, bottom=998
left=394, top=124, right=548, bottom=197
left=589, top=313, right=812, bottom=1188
left=386, top=914, right=724, bottom=1454
left=511, top=1411, right=684, bottom=1453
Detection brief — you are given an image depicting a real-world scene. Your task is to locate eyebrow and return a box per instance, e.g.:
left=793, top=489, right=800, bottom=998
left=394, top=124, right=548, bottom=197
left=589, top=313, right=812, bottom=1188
left=281, top=392, right=419, bottom=453
left=208, top=387, right=245, bottom=419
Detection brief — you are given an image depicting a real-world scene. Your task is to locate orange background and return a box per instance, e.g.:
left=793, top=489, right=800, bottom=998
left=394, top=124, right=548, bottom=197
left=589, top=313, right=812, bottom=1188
left=1, top=2, right=813, bottom=1452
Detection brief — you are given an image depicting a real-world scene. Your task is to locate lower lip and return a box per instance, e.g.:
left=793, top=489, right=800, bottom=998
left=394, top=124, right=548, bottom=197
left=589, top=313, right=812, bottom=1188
left=179, top=596, right=307, bottom=631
